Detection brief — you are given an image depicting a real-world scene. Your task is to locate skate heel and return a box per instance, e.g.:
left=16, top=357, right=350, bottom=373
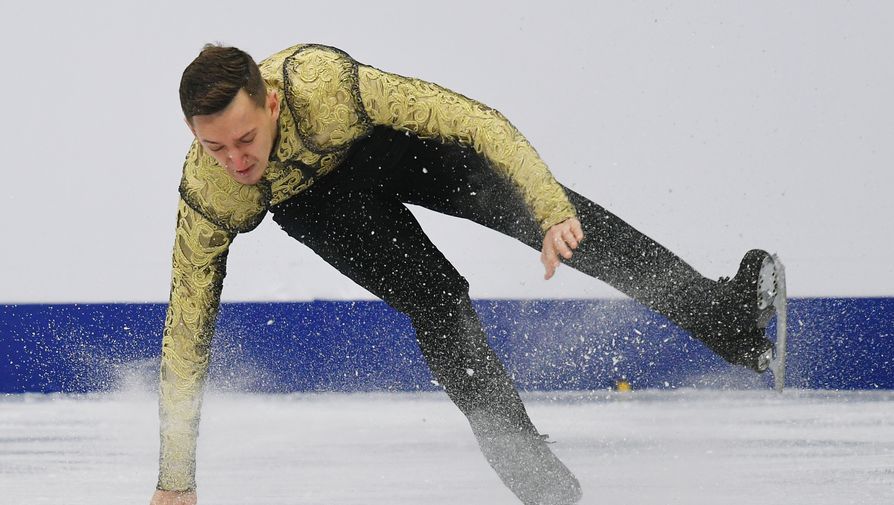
left=756, top=253, right=782, bottom=325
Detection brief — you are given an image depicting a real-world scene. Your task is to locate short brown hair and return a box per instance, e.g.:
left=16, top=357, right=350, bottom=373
left=179, top=44, right=266, bottom=121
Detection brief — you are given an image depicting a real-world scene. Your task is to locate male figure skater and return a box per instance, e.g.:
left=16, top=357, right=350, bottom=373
left=150, top=43, right=784, bottom=505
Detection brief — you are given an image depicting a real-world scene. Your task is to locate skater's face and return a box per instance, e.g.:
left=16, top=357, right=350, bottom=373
left=187, top=89, right=280, bottom=186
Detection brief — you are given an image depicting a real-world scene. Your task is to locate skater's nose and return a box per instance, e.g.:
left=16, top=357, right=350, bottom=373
left=228, top=149, right=249, bottom=170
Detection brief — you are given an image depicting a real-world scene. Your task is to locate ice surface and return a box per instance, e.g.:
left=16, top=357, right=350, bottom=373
left=1, top=389, right=892, bottom=504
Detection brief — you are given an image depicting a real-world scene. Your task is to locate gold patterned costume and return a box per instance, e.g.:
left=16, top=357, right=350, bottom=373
left=158, top=44, right=576, bottom=491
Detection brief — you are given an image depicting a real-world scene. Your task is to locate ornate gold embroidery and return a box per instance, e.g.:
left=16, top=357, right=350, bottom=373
left=260, top=45, right=311, bottom=163
left=178, top=142, right=268, bottom=233
left=268, top=168, right=308, bottom=205
left=316, top=152, right=346, bottom=179
left=282, top=45, right=371, bottom=153
left=357, top=65, right=576, bottom=232
left=158, top=199, right=233, bottom=491
left=270, top=89, right=305, bottom=163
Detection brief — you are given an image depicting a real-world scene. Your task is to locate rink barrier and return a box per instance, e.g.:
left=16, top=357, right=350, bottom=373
left=1, top=298, right=892, bottom=393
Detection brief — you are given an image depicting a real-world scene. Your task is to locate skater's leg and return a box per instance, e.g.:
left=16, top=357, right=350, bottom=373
left=270, top=183, right=532, bottom=431
left=381, top=131, right=773, bottom=369
left=561, top=189, right=776, bottom=370
left=380, top=130, right=713, bottom=321
left=560, top=187, right=713, bottom=326
left=269, top=156, right=581, bottom=503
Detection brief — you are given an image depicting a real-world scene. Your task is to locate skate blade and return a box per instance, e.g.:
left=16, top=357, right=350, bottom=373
left=767, top=254, right=787, bottom=392
left=756, top=256, right=779, bottom=327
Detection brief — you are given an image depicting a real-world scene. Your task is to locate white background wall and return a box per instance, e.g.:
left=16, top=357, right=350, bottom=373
left=1, top=1, right=891, bottom=303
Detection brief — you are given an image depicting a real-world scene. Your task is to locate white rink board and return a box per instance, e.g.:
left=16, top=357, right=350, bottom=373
left=1, top=390, right=892, bottom=505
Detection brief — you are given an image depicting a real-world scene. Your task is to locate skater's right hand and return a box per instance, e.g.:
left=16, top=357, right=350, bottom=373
left=541, top=217, right=584, bottom=280
left=150, top=489, right=197, bottom=505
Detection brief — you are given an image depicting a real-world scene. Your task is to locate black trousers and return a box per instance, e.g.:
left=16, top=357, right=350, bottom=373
left=271, top=127, right=715, bottom=435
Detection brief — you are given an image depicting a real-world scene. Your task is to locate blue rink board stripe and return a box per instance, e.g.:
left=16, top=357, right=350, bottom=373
left=1, top=298, right=892, bottom=393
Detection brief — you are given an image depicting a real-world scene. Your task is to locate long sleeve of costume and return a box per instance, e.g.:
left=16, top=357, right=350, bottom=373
left=356, top=65, right=577, bottom=232
left=157, top=198, right=234, bottom=491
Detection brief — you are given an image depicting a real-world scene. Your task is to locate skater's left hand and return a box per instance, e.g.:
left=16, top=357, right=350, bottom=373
left=541, top=218, right=584, bottom=280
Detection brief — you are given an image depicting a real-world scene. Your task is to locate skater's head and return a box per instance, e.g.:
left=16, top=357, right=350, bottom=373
left=180, top=44, right=280, bottom=185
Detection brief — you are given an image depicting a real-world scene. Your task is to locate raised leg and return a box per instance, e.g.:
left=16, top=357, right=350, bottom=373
left=381, top=129, right=774, bottom=370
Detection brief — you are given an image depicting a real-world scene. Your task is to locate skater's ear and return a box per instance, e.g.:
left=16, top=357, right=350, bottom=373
left=265, top=89, right=280, bottom=119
